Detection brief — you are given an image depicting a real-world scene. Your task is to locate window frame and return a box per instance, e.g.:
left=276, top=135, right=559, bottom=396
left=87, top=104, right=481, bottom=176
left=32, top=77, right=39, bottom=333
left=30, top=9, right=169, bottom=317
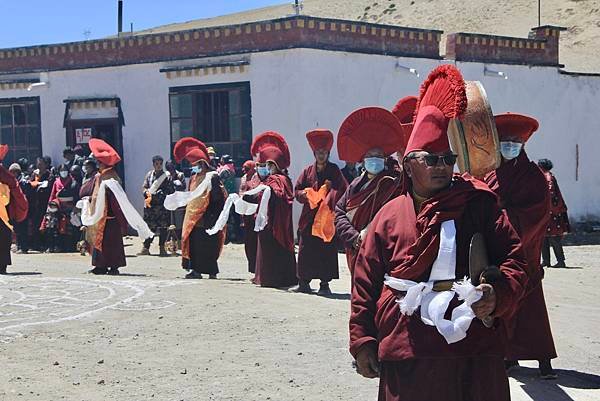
left=0, top=96, right=42, bottom=166
left=168, top=82, right=252, bottom=166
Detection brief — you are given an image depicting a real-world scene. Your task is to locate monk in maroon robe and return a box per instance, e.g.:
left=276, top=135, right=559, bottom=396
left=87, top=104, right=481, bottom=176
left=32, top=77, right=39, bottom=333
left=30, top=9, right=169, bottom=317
left=0, top=145, right=28, bottom=274
left=248, top=131, right=297, bottom=288
left=484, top=113, right=557, bottom=378
left=350, top=65, right=528, bottom=401
left=87, top=139, right=128, bottom=275
left=334, top=107, right=409, bottom=278
left=239, top=160, right=260, bottom=276
left=295, top=129, right=348, bottom=295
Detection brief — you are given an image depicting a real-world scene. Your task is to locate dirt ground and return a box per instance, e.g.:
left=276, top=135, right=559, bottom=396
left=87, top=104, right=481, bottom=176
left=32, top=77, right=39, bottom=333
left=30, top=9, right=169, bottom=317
left=0, top=238, right=599, bottom=401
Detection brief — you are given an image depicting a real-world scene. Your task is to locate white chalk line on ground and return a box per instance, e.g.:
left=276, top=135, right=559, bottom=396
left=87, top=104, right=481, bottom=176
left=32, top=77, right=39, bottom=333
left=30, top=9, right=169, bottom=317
left=0, top=276, right=192, bottom=343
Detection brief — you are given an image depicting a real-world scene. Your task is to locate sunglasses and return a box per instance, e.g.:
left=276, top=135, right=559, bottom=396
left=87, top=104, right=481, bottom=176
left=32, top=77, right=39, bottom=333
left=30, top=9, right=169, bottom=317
left=410, top=154, right=458, bottom=167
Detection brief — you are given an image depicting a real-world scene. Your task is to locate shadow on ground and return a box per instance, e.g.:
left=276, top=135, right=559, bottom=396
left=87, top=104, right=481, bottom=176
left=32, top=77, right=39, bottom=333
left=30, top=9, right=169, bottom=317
left=511, top=367, right=600, bottom=401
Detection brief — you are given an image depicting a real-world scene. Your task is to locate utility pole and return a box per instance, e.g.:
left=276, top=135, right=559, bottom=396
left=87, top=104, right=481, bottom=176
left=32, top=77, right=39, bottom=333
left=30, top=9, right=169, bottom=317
left=538, top=0, right=541, bottom=26
left=118, top=0, right=123, bottom=36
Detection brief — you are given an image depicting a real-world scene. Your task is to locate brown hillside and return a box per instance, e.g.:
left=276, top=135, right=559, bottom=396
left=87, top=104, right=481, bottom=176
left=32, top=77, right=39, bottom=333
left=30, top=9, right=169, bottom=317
left=134, top=0, right=600, bottom=73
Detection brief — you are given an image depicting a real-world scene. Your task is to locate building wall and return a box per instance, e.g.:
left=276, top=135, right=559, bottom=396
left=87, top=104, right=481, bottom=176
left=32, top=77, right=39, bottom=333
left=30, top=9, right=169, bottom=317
left=0, top=48, right=598, bottom=225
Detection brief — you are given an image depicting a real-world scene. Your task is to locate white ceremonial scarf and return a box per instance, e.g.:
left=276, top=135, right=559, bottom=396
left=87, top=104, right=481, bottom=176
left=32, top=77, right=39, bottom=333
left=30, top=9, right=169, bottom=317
left=79, top=179, right=153, bottom=239
left=383, top=220, right=483, bottom=344
left=147, top=171, right=169, bottom=195
left=163, top=171, right=217, bottom=211
left=205, top=184, right=271, bottom=235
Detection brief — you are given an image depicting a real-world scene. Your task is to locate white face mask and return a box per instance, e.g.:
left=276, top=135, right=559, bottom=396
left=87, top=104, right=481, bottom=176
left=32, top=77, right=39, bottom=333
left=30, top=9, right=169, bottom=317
left=500, top=141, right=523, bottom=160
left=59, top=171, right=69, bottom=178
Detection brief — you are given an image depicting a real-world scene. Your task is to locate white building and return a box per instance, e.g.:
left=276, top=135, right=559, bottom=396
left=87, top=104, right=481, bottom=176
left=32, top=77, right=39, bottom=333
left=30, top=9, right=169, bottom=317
left=0, top=16, right=598, bottom=224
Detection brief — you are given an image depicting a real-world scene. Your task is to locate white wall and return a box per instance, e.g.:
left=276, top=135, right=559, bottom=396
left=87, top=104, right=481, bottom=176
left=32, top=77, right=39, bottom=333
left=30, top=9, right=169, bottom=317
left=1, top=48, right=598, bottom=223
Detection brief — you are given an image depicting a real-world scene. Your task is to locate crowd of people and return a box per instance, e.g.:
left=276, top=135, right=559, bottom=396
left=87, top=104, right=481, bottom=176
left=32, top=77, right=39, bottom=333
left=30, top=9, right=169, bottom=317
left=0, top=64, right=574, bottom=401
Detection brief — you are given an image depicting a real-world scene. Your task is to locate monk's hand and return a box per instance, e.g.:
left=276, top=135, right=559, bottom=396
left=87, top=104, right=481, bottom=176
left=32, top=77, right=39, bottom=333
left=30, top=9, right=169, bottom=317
left=324, top=180, right=332, bottom=191
left=355, top=343, right=380, bottom=379
left=472, top=283, right=496, bottom=320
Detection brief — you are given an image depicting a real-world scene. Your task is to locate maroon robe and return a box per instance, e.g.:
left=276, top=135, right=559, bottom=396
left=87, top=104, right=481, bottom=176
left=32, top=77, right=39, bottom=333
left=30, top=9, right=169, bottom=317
left=253, top=173, right=297, bottom=288
left=485, top=151, right=557, bottom=361
left=334, top=170, right=402, bottom=276
left=350, top=175, right=528, bottom=401
left=295, top=162, right=347, bottom=282
left=0, top=166, right=28, bottom=267
left=89, top=172, right=128, bottom=270
left=239, top=172, right=261, bottom=274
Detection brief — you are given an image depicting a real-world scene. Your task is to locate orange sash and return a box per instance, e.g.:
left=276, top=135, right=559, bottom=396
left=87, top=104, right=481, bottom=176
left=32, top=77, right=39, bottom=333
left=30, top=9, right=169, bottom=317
left=181, top=174, right=211, bottom=260
left=88, top=169, right=121, bottom=252
left=0, top=184, right=12, bottom=231
left=305, top=184, right=335, bottom=242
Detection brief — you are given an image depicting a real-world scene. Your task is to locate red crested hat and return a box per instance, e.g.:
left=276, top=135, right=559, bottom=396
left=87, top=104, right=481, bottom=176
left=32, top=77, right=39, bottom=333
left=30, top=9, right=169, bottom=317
left=337, top=107, right=406, bottom=163
left=306, top=129, right=334, bottom=152
left=173, top=137, right=209, bottom=164
left=494, top=113, right=539, bottom=143
left=404, top=64, right=467, bottom=156
left=0, top=144, right=8, bottom=161
left=251, top=131, right=290, bottom=169
left=89, top=138, right=121, bottom=167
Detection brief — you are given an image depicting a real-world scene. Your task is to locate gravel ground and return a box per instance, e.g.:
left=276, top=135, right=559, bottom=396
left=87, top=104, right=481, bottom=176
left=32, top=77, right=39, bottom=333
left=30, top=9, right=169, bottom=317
left=0, top=237, right=598, bottom=401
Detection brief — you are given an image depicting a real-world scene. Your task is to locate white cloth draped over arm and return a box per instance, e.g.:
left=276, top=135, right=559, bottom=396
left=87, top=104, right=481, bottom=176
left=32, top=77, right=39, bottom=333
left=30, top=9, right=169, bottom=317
left=79, top=178, right=154, bottom=239
left=163, top=171, right=217, bottom=211
left=205, top=184, right=271, bottom=235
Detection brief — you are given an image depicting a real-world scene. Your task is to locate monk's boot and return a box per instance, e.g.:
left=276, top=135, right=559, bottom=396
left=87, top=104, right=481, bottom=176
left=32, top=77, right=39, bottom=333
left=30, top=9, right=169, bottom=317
left=504, top=360, right=519, bottom=373
left=293, top=280, right=313, bottom=294
left=318, top=281, right=332, bottom=296
left=539, top=359, right=557, bottom=380
left=107, top=267, right=120, bottom=276
left=209, top=274, right=218, bottom=279
left=89, top=267, right=107, bottom=275
left=0, top=265, right=7, bottom=275
left=185, top=270, right=202, bottom=279
left=552, top=261, right=566, bottom=268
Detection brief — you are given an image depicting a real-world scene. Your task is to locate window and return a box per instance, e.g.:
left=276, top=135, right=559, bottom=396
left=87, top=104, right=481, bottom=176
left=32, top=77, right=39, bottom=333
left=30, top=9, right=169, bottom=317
left=0, top=97, right=42, bottom=165
left=169, top=82, right=252, bottom=166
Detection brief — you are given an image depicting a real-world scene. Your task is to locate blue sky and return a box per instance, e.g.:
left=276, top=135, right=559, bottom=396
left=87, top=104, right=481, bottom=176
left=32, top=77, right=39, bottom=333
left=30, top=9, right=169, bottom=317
left=0, top=0, right=287, bottom=48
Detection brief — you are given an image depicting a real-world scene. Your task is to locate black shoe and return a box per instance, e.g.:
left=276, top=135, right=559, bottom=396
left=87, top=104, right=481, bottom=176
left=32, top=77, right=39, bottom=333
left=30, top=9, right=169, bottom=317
left=107, top=268, right=120, bottom=276
left=292, top=281, right=313, bottom=293
left=0, top=265, right=7, bottom=275
left=88, top=267, right=108, bottom=275
left=159, top=250, right=169, bottom=257
left=185, top=271, right=203, bottom=279
left=541, top=261, right=550, bottom=267
left=317, top=282, right=333, bottom=296
left=539, top=360, right=557, bottom=379
left=208, top=274, right=217, bottom=279
left=505, top=360, right=520, bottom=373
left=552, top=261, right=567, bottom=268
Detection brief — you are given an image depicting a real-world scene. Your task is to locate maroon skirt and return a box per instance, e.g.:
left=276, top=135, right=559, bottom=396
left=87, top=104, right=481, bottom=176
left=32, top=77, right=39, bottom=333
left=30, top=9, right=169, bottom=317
left=92, top=218, right=126, bottom=269
left=378, top=356, right=510, bottom=401
left=0, top=220, right=12, bottom=267
left=255, top=228, right=297, bottom=288
left=296, top=228, right=339, bottom=282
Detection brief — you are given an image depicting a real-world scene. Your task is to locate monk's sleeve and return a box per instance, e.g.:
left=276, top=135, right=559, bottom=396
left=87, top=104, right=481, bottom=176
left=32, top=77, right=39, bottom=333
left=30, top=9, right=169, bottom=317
left=335, top=186, right=360, bottom=248
left=326, top=166, right=348, bottom=210
left=210, top=175, right=226, bottom=209
left=483, top=199, right=529, bottom=319
left=294, top=169, right=309, bottom=204
left=0, top=167, right=28, bottom=223
left=349, top=212, right=388, bottom=358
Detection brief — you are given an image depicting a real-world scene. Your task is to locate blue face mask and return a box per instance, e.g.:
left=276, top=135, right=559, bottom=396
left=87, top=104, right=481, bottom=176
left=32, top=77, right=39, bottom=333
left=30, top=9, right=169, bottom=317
left=500, top=141, right=523, bottom=160
left=363, top=157, right=385, bottom=175
left=191, top=165, right=201, bottom=174
left=257, top=166, right=270, bottom=178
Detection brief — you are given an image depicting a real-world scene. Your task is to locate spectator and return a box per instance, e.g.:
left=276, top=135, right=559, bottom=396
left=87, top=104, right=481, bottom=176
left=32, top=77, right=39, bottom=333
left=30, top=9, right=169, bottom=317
left=63, top=147, right=77, bottom=170
left=139, top=155, right=173, bottom=256
left=9, top=163, right=30, bottom=254
left=48, top=164, right=80, bottom=251
left=30, top=156, right=54, bottom=252
left=207, top=147, right=218, bottom=169
left=539, top=158, right=570, bottom=268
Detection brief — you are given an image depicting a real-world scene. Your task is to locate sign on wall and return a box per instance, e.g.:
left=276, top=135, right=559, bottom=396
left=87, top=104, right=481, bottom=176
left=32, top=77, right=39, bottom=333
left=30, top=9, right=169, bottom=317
left=75, top=128, right=92, bottom=144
